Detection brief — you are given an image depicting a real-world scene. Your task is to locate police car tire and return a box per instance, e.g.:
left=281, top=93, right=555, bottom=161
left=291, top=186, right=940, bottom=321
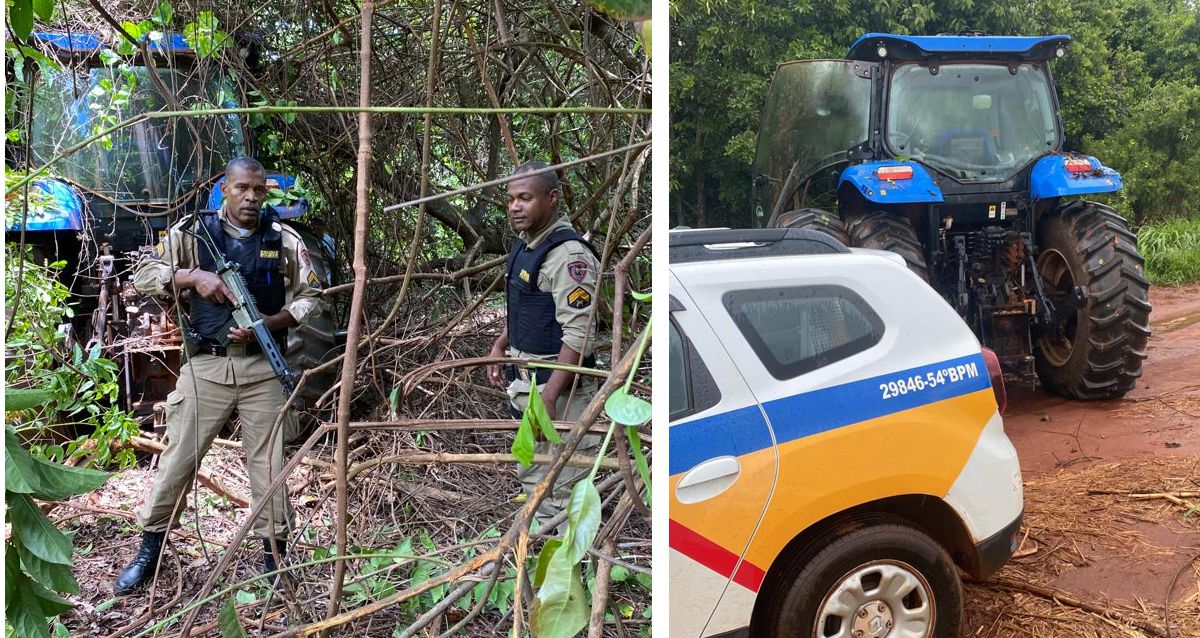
left=845, top=210, right=930, bottom=281
left=1034, top=202, right=1151, bottom=399
left=771, top=520, right=961, bottom=638
left=774, top=208, right=850, bottom=246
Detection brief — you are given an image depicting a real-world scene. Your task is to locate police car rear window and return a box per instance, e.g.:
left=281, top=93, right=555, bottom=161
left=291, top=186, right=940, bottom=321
left=723, top=285, right=883, bottom=379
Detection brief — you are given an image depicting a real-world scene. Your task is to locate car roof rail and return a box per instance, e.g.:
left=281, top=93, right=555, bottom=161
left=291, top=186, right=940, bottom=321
left=669, top=228, right=849, bottom=263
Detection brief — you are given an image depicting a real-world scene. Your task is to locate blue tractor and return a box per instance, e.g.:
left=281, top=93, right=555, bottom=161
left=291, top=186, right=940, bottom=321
left=9, top=32, right=339, bottom=423
left=754, top=32, right=1150, bottom=399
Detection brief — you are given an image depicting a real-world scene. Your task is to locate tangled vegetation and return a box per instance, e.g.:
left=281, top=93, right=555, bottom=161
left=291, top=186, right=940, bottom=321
left=5, top=0, right=651, bottom=635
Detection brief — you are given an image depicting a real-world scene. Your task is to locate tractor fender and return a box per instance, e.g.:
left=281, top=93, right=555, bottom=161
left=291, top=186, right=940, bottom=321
left=6, top=178, right=85, bottom=231
left=838, top=161, right=945, bottom=205
left=207, top=172, right=311, bottom=219
left=1029, top=155, right=1122, bottom=201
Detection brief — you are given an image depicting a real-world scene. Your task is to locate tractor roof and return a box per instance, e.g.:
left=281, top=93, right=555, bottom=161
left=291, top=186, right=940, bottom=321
left=846, top=33, right=1071, bottom=62
left=33, top=31, right=193, bottom=55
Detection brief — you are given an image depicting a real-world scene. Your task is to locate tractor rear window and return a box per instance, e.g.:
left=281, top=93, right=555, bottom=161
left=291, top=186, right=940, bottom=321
left=886, top=63, right=1058, bottom=182
left=724, top=285, right=883, bottom=379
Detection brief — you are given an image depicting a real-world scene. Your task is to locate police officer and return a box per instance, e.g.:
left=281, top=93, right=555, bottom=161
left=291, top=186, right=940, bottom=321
left=114, top=157, right=323, bottom=595
left=486, top=161, right=602, bottom=529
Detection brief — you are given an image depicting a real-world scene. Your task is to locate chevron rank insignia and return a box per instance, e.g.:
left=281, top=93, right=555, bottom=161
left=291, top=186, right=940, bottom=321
left=567, top=286, right=591, bottom=309
left=307, top=271, right=321, bottom=288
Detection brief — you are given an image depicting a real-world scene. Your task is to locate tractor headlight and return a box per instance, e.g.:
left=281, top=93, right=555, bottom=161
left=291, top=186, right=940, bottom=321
left=877, top=45, right=888, bottom=59
left=1055, top=46, right=1066, bottom=58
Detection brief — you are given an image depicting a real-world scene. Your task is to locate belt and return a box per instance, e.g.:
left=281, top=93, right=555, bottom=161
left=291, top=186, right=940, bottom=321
left=505, top=355, right=597, bottom=385
left=196, top=341, right=264, bottom=357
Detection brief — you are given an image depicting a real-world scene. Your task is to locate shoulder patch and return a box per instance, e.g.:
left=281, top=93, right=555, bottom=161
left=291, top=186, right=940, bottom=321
left=567, top=286, right=592, bottom=309
left=300, top=249, right=311, bottom=267
left=566, top=260, right=588, bottom=283
left=155, top=242, right=165, bottom=257
left=306, top=271, right=322, bottom=288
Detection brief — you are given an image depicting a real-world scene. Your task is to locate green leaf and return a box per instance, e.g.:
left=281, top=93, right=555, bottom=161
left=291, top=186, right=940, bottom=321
left=604, top=390, right=651, bottom=426
left=31, top=0, right=53, bottom=21
left=512, top=410, right=536, bottom=467
left=625, top=427, right=652, bottom=503
left=16, top=542, right=80, bottom=594
left=218, top=598, right=249, bottom=638
left=8, top=493, right=74, bottom=565
left=7, top=387, right=51, bottom=411
left=152, top=1, right=173, bottom=27
left=639, top=20, right=651, bottom=59
left=533, top=539, right=562, bottom=588
left=527, top=381, right=562, bottom=444
left=7, top=426, right=109, bottom=500
left=585, top=0, right=650, bottom=21
left=10, top=0, right=33, bottom=40
left=609, top=564, right=629, bottom=583
left=630, top=289, right=651, bottom=302
left=564, top=480, right=601, bottom=564
left=234, top=590, right=256, bottom=604
left=531, top=557, right=589, bottom=638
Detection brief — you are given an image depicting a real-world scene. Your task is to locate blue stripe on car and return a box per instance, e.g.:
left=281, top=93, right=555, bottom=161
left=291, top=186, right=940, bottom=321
left=670, top=353, right=990, bottom=475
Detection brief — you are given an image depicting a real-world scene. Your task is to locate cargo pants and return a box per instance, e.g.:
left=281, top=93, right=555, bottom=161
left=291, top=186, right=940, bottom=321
left=509, top=372, right=601, bottom=532
left=136, top=354, right=295, bottom=539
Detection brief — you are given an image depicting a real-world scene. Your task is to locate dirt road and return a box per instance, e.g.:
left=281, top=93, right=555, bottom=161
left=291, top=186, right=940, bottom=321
left=965, top=283, right=1200, bottom=637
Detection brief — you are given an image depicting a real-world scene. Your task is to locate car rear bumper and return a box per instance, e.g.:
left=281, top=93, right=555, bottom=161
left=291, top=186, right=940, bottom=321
left=975, top=509, right=1023, bottom=579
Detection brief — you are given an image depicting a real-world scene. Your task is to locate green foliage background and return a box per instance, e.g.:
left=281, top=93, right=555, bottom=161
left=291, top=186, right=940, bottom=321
left=669, top=0, right=1200, bottom=228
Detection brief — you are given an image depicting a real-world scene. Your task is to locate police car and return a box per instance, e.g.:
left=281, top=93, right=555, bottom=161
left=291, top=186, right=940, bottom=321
left=669, top=228, right=1023, bottom=638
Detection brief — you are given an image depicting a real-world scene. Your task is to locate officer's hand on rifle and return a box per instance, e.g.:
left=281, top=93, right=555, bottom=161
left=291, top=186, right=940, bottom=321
left=183, top=269, right=235, bottom=305
left=227, top=310, right=299, bottom=344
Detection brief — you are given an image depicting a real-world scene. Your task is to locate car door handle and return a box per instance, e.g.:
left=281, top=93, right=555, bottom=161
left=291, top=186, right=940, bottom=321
left=675, top=456, right=741, bottom=504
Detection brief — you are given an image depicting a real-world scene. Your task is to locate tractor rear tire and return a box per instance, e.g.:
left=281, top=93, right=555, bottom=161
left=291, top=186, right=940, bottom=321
left=845, top=210, right=929, bottom=281
left=285, top=228, right=343, bottom=440
left=774, top=208, right=849, bottom=246
left=1034, top=202, right=1151, bottom=399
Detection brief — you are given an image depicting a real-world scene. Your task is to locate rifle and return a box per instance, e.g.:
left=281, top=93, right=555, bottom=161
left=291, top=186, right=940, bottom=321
left=189, top=218, right=299, bottom=396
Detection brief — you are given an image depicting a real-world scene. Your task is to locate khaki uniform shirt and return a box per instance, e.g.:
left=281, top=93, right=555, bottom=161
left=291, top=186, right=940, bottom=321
left=133, top=208, right=323, bottom=384
left=507, top=216, right=601, bottom=367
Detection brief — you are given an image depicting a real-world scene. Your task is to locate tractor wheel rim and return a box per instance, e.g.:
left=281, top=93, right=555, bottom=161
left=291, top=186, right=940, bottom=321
left=1037, top=248, right=1078, bottom=367
left=812, top=560, right=935, bottom=638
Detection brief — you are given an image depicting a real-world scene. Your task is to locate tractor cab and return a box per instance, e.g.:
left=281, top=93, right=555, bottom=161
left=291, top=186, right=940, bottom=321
left=755, top=33, right=1150, bottom=400
left=9, top=32, right=339, bottom=425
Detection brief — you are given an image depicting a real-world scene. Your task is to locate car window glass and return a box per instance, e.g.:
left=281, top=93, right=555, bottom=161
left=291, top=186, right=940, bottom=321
left=724, top=285, right=883, bottom=379
left=669, top=321, right=690, bottom=417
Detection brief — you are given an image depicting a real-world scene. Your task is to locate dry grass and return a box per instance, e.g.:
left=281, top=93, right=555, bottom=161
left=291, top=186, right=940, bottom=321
left=965, top=455, right=1200, bottom=638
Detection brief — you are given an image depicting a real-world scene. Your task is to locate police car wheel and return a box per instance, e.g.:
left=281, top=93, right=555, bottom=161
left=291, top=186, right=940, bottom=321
left=773, top=522, right=961, bottom=638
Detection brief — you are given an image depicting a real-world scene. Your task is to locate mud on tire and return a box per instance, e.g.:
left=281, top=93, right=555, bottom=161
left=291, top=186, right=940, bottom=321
left=774, top=208, right=850, bottom=246
left=1034, top=201, right=1151, bottom=399
left=845, top=210, right=929, bottom=281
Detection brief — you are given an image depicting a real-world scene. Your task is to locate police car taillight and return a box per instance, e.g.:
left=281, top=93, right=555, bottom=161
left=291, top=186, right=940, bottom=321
left=981, top=347, right=1007, bottom=415
left=1064, top=158, right=1092, bottom=174
left=876, top=165, right=913, bottom=180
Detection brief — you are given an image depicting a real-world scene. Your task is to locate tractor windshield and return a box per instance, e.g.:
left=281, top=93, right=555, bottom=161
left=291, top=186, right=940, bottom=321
left=886, top=63, right=1059, bottom=182
left=29, top=65, right=247, bottom=202
left=753, top=60, right=874, bottom=222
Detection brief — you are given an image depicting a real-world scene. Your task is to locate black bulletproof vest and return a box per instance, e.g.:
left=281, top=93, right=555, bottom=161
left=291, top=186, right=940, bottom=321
left=505, top=227, right=595, bottom=355
left=190, top=210, right=287, bottom=344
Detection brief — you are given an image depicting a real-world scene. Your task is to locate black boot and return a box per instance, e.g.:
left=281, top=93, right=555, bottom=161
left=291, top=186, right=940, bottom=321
left=114, top=531, right=166, bottom=596
left=262, top=537, right=290, bottom=586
